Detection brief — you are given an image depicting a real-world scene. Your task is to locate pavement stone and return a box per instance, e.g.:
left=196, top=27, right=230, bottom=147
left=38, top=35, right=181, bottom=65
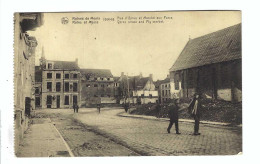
left=74, top=108, right=242, bottom=156
left=16, top=118, right=71, bottom=157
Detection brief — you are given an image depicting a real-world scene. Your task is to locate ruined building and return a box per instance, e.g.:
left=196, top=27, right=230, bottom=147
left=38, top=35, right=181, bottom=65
left=14, top=13, right=43, bottom=153
left=169, top=23, right=241, bottom=102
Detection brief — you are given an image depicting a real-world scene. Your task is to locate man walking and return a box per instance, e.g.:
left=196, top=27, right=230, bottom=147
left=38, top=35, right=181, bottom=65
left=188, top=93, right=202, bottom=135
left=76, top=103, right=79, bottom=113
left=167, top=99, right=181, bottom=134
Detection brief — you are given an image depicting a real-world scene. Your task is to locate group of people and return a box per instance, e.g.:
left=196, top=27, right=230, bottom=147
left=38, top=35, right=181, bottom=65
left=164, top=93, right=202, bottom=136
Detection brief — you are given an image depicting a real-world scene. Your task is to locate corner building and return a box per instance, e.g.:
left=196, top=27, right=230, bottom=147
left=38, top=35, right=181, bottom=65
left=41, top=59, right=81, bottom=109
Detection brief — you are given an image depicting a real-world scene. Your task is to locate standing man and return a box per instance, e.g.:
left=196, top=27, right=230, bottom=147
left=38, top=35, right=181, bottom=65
left=167, top=99, right=181, bottom=134
left=73, top=102, right=76, bottom=113
left=76, top=103, right=79, bottom=113
left=97, top=103, right=101, bottom=114
left=188, top=93, right=202, bottom=135
left=124, top=103, right=129, bottom=113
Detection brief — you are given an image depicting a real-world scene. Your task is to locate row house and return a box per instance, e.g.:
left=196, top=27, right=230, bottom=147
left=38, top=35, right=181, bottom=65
left=169, top=23, right=241, bottom=102
left=41, top=58, right=81, bottom=108
left=35, top=66, right=42, bottom=109
left=80, top=69, right=115, bottom=106
left=117, top=72, right=158, bottom=104
left=14, top=13, right=43, bottom=154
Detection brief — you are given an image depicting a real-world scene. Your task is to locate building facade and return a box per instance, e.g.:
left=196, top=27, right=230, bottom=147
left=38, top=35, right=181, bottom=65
left=169, top=23, right=242, bottom=102
left=80, top=69, right=116, bottom=106
left=41, top=59, right=81, bottom=109
left=118, top=73, right=158, bottom=104
left=14, top=13, right=43, bottom=153
left=35, top=66, right=42, bottom=109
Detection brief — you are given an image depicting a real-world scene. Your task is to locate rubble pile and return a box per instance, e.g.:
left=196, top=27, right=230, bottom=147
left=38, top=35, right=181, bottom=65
left=130, top=99, right=242, bottom=124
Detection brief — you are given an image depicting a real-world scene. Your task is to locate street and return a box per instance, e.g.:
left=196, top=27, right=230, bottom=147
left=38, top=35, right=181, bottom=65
left=23, top=107, right=242, bottom=156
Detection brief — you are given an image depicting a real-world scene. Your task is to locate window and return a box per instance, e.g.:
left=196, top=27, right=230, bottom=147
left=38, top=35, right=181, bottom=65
left=73, top=74, right=78, bottom=79
left=86, top=84, right=91, bottom=87
left=47, top=95, right=52, bottom=105
left=48, top=63, right=52, bottom=69
left=94, top=84, right=98, bottom=87
left=56, top=73, right=61, bottom=79
left=56, top=82, right=61, bottom=92
left=149, top=94, right=152, bottom=98
left=35, top=87, right=40, bottom=94
left=94, top=77, right=97, bottom=80
left=175, top=81, right=179, bottom=90
left=47, top=82, right=52, bottom=91
left=65, top=82, right=69, bottom=92
left=35, top=97, right=40, bottom=106
left=47, top=73, right=52, bottom=79
left=101, top=84, right=104, bottom=87
left=73, top=83, right=78, bottom=92
left=101, top=78, right=104, bottom=80
left=65, top=74, right=69, bottom=79
left=162, top=90, right=164, bottom=96
left=107, top=78, right=110, bottom=81
left=64, top=95, right=69, bottom=105
left=141, top=94, right=144, bottom=98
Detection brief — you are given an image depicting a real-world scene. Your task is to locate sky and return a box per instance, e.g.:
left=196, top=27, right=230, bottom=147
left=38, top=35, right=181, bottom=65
left=28, top=11, right=241, bottom=80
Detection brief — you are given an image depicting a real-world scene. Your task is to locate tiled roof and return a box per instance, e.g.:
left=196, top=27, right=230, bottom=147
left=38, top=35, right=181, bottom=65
left=80, top=69, right=113, bottom=78
left=122, top=76, right=152, bottom=90
left=170, top=23, right=241, bottom=72
left=53, top=61, right=79, bottom=70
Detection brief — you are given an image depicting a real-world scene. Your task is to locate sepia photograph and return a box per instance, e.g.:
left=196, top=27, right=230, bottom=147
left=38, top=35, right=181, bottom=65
left=13, top=11, right=242, bottom=157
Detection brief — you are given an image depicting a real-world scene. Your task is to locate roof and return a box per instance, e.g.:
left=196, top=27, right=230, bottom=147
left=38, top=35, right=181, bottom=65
left=121, top=75, right=152, bottom=90
left=113, top=77, right=120, bottom=82
left=52, top=61, right=79, bottom=70
left=170, top=23, right=241, bottom=72
left=155, top=78, right=170, bottom=86
left=80, top=69, right=113, bottom=78
left=35, top=66, right=42, bottom=82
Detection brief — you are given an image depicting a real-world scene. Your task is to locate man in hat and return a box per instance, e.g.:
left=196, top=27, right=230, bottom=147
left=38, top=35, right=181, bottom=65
left=167, top=98, right=182, bottom=134
left=188, top=93, right=202, bottom=135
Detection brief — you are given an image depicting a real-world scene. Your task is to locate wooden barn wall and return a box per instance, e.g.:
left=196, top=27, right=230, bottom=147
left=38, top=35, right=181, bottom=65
left=172, top=59, right=241, bottom=100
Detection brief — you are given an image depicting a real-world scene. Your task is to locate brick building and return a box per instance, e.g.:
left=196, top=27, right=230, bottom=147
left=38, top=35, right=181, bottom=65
left=80, top=69, right=115, bottom=106
left=41, top=59, right=81, bottom=108
left=169, top=23, right=241, bottom=102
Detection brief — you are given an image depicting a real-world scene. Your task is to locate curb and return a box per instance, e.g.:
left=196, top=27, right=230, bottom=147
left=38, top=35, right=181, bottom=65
left=118, top=113, right=242, bottom=127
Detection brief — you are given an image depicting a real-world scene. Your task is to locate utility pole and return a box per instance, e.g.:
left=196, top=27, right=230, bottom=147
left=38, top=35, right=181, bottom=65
left=126, top=73, right=130, bottom=105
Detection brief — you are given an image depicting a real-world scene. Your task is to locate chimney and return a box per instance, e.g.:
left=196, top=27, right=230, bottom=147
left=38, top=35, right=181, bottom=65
left=149, top=74, right=153, bottom=81
left=75, top=58, right=78, bottom=65
left=121, top=72, right=124, bottom=76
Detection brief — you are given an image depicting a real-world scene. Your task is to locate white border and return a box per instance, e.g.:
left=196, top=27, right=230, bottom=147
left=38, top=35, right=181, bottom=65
left=1, top=0, right=260, bottom=164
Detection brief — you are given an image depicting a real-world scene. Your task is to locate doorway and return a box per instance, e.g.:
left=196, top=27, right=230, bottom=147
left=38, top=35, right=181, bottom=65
left=73, top=95, right=77, bottom=105
left=57, top=95, right=60, bottom=108
left=47, top=95, right=52, bottom=108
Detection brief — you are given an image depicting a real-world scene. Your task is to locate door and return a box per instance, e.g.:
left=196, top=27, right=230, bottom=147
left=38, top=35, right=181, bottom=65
left=56, top=95, right=60, bottom=108
left=47, top=95, right=52, bottom=108
left=73, top=95, right=77, bottom=105
left=25, top=97, right=31, bottom=117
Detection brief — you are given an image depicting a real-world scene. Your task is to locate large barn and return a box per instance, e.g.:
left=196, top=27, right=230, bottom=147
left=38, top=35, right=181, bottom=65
left=169, top=23, right=241, bottom=102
